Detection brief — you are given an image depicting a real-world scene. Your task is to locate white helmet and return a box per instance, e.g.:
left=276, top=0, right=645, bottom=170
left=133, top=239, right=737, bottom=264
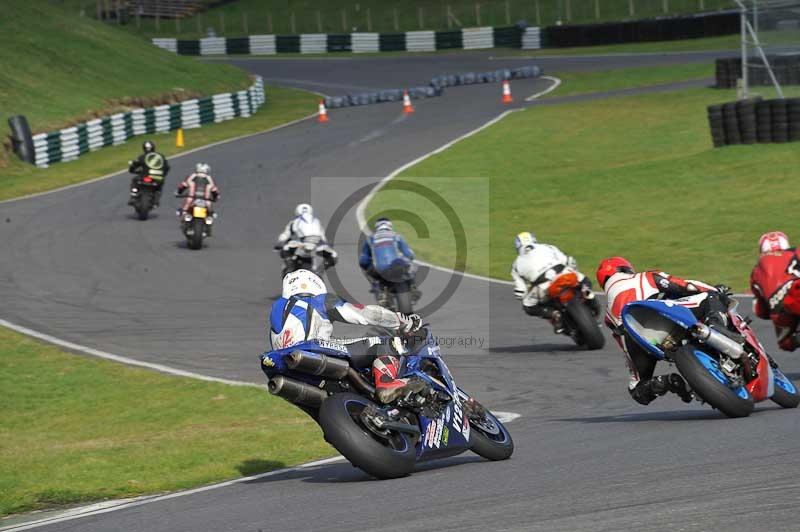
left=295, top=203, right=313, bottom=217
left=374, top=217, right=393, bottom=232
left=759, top=231, right=790, bottom=254
left=196, top=163, right=210, bottom=174
left=282, top=269, right=327, bottom=298
left=514, top=231, right=537, bottom=255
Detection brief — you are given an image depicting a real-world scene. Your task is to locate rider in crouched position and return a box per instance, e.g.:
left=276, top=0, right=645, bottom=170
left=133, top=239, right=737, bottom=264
left=597, top=257, right=735, bottom=406
left=360, top=217, right=420, bottom=305
left=128, top=140, right=169, bottom=207
left=750, top=231, right=800, bottom=351
left=511, top=232, right=600, bottom=333
left=276, top=203, right=337, bottom=274
left=176, top=163, right=219, bottom=231
left=270, top=269, right=426, bottom=403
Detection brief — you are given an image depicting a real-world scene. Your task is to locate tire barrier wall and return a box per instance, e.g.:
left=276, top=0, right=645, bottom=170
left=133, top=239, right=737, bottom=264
left=26, top=77, right=265, bottom=168
left=151, top=25, right=539, bottom=55
left=322, top=65, right=542, bottom=109
left=707, top=97, right=800, bottom=147
left=542, top=11, right=739, bottom=47
left=715, top=55, right=800, bottom=88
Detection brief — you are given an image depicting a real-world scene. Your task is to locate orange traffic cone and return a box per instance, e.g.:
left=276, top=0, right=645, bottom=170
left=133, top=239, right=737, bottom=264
left=318, top=100, right=329, bottom=123
left=502, top=80, right=513, bottom=104
left=402, top=90, right=415, bottom=114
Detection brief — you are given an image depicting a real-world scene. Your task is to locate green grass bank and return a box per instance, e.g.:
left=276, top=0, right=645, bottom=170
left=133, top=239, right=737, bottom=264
left=368, top=67, right=800, bottom=292
left=0, top=326, right=334, bottom=517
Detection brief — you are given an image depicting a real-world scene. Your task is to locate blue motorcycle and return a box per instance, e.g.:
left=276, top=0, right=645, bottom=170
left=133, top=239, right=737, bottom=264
left=259, top=327, right=513, bottom=479
left=622, top=295, right=799, bottom=418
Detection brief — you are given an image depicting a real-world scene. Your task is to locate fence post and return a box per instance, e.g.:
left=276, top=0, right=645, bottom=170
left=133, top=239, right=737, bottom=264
left=290, top=11, right=296, bottom=33
left=316, top=10, right=322, bottom=32
left=566, top=0, right=571, bottom=21
left=341, top=9, right=346, bottom=31
left=366, top=7, right=372, bottom=31
left=595, top=0, right=600, bottom=19
left=699, top=0, right=704, bottom=9
left=176, top=15, right=180, bottom=34
left=663, top=0, right=668, bottom=13
left=505, top=0, right=511, bottom=24
left=475, top=2, right=481, bottom=25
left=243, top=12, right=248, bottom=34
left=418, top=6, right=424, bottom=29
left=116, top=0, right=121, bottom=25
left=628, top=0, right=634, bottom=16
left=447, top=4, right=452, bottom=28
left=393, top=7, right=399, bottom=30
left=268, top=12, right=273, bottom=33
left=535, top=0, right=541, bottom=25
left=220, top=12, right=225, bottom=34
left=136, top=6, right=141, bottom=29
left=155, top=11, right=160, bottom=30
left=197, top=13, right=202, bottom=34
left=96, top=0, right=101, bottom=21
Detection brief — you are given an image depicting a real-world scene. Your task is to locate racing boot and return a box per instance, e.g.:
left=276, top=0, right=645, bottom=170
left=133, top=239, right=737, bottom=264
left=667, top=373, right=693, bottom=403
left=550, top=309, right=565, bottom=334
left=373, top=355, right=429, bottom=404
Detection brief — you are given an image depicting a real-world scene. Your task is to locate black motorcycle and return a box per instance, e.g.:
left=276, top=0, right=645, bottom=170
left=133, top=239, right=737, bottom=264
left=177, top=195, right=216, bottom=250
left=129, top=174, right=160, bottom=221
left=275, top=236, right=337, bottom=277
left=545, top=270, right=605, bottom=350
left=371, top=260, right=419, bottom=314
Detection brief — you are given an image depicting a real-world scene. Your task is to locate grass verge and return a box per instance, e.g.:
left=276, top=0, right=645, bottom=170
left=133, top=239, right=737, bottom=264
left=368, top=71, right=800, bottom=292
left=0, top=326, right=334, bottom=517
left=544, top=62, right=713, bottom=97
left=0, top=85, right=317, bottom=202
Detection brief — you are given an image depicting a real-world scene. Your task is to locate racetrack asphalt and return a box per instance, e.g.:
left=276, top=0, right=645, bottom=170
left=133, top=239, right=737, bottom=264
left=3, top=50, right=800, bottom=532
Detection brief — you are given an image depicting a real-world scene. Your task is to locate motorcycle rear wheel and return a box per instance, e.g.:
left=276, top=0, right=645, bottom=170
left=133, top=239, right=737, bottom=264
left=187, top=218, right=204, bottom=250
left=319, top=392, right=416, bottom=479
left=134, top=190, right=152, bottom=221
left=394, top=286, right=414, bottom=314
left=674, top=346, right=754, bottom=418
left=565, top=299, right=605, bottom=350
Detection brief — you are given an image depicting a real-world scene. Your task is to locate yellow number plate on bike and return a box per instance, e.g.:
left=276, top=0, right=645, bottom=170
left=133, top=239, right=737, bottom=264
left=192, top=207, right=208, bottom=218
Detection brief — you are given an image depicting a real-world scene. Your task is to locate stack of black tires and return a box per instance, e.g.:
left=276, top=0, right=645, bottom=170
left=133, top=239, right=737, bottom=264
left=715, top=55, right=800, bottom=89
left=708, top=97, right=800, bottom=147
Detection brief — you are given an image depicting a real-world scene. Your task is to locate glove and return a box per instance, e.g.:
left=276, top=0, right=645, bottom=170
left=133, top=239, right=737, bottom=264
left=714, top=284, right=734, bottom=306
left=398, top=313, right=422, bottom=334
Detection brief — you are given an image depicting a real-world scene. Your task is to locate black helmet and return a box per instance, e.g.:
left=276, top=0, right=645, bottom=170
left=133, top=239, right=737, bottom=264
left=143, top=141, right=155, bottom=153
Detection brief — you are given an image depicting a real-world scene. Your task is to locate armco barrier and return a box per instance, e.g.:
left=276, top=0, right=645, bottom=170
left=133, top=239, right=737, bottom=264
left=152, top=25, right=528, bottom=55
left=707, top=96, right=800, bottom=147
left=28, top=77, right=265, bottom=167
left=323, top=65, right=541, bottom=109
left=522, top=27, right=542, bottom=50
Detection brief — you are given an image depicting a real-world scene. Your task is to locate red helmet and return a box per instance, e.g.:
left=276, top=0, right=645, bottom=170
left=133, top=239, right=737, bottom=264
left=596, top=257, right=634, bottom=288
left=758, top=231, right=790, bottom=254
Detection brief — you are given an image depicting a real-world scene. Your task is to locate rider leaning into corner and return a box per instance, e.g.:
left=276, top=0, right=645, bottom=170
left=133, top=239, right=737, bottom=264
left=359, top=217, right=421, bottom=305
left=269, top=269, right=427, bottom=403
left=128, top=140, right=169, bottom=206
left=596, top=257, right=737, bottom=406
left=511, top=232, right=600, bottom=333
left=275, top=203, right=338, bottom=272
left=751, top=231, right=800, bottom=351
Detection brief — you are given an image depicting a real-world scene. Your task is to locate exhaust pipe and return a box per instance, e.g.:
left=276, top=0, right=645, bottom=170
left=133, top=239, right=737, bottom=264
left=691, top=323, right=745, bottom=359
left=268, top=376, right=328, bottom=407
left=286, top=350, right=350, bottom=379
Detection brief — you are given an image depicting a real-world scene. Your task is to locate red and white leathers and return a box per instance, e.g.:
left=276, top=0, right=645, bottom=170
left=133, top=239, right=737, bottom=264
left=750, top=248, right=800, bottom=351
left=177, top=171, right=219, bottom=214
left=603, top=270, right=717, bottom=392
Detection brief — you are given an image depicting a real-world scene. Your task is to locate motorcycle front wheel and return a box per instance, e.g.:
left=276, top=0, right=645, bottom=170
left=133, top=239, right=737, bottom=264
left=771, top=367, right=800, bottom=408
left=467, top=402, right=514, bottom=461
left=318, top=392, right=416, bottom=479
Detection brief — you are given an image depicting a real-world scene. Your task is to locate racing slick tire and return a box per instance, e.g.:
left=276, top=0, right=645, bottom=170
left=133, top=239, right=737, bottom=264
left=566, top=299, right=605, bottom=350
left=674, top=346, right=754, bottom=418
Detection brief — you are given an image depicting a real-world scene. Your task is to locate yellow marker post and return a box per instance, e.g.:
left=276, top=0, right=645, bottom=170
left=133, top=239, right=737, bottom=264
left=176, top=128, right=185, bottom=148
